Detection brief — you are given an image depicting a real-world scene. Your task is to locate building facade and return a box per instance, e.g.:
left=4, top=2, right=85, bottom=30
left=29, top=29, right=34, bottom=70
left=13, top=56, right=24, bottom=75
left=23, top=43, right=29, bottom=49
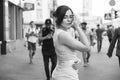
left=23, top=0, right=54, bottom=24
left=0, top=0, right=58, bottom=55
left=22, top=0, right=57, bottom=38
left=0, top=0, right=23, bottom=55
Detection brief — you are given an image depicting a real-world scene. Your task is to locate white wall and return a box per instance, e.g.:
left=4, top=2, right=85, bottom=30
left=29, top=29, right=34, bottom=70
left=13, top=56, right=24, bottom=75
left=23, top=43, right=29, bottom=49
left=9, top=0, right=19, bottom=5
left=42, top=0, right=50, bottom=23
left=23, top=0, right=50, bottom=24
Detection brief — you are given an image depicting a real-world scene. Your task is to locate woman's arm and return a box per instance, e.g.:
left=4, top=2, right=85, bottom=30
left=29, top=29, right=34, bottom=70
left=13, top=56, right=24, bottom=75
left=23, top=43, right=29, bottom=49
left=72, top=15, right=90, bottom=50
left=58, top=31, right=90, bottom=52
left=75, top=26, right=90, bottom=48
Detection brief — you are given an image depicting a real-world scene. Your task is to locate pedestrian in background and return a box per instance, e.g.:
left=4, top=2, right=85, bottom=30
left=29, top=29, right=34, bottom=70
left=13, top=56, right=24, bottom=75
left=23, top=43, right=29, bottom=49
left=96, top=24, right=105, bottom=53
left=106, top=25, right=114, bottom=44
left=39, top=18, right=57, bottom=80
left=38, top=27, right=43, bottom=46
left=81, top=22, right=91, bottom=67
left=26, top=21, right=38, bottom=64
left=107, top=27, right=120, bottom=67
left=52, top=5, right=90, bottom=80
left=90, top=28, right=96, bottom=46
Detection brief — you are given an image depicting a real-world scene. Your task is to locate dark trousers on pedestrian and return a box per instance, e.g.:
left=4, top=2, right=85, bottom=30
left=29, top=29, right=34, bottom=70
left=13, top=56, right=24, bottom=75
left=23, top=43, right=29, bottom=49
left=42, top=50, right=57, bottom=80
left=118, top=57, right=120, bottom=67
left=82, top=51, right=90, bottom=63
left=97, top=39, right=102, bottom=52
left=108, top=38, right=112, bottom=44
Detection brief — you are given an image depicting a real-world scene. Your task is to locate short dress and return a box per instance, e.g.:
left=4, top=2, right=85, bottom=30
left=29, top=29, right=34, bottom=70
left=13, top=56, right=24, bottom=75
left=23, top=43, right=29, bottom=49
left=52, top=29, right=81, bottom=80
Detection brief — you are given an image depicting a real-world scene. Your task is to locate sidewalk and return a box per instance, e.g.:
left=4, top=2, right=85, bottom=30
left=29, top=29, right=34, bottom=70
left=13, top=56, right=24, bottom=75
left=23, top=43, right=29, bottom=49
left=78, top=36, right=120, bottom=80
left=0, top=40, right=46, bottom=80
left=0, top=37, right=120, bottom=80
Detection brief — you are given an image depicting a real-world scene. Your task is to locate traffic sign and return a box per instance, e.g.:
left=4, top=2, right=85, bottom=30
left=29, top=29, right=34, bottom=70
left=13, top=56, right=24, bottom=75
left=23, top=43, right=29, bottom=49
left=109, top=0, right=116, bottom=6
left=104, top=13, right=112, bottom=20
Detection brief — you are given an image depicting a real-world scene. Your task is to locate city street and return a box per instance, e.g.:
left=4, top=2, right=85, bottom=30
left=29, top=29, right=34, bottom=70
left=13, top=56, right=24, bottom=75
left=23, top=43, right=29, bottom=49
left=0, top=36, right=120, bottom=80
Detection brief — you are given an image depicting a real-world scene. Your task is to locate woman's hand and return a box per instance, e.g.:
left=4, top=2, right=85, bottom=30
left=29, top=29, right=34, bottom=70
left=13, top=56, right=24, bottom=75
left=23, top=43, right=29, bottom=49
left=72, top=14, right=81, bottom=29
left=72, top=61, right=81, bottom=70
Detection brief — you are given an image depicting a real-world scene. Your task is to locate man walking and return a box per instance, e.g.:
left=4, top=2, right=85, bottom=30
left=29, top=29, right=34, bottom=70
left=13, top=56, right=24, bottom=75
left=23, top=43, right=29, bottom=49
left=39, top=19, right=57, bottom=80
left=81, top=22, right=91, bottom=67
left=96, top=24, right=105, bottom=53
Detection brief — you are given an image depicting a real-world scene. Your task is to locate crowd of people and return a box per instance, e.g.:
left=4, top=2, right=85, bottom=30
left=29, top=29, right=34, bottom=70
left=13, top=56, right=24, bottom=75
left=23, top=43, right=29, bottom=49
left=24, top=5, right=120, bottom=80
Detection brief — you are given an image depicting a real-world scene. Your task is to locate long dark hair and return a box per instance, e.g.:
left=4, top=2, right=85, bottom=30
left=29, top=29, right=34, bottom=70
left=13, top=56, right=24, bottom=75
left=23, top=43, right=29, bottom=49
left=53, top=5, right=73, bottom=27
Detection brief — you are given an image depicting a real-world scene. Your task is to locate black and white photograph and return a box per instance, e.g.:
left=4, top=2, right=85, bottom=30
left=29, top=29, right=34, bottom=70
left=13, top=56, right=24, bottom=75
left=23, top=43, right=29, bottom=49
left=0, top=0, right=120, bottom=80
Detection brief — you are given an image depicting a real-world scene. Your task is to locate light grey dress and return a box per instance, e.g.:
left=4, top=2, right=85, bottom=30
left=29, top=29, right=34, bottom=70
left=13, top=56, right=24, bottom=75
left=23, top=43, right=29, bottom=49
left=52, top=29, right=81, bottom=80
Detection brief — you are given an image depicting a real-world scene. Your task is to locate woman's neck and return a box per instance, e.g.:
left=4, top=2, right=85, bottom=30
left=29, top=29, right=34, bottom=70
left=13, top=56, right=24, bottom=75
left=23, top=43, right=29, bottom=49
left=59, top=25, right=70, bottom=31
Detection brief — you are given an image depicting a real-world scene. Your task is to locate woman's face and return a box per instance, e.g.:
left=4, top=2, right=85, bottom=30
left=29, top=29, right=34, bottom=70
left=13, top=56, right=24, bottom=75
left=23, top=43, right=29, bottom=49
left=61, top=10, right=74, bottom=30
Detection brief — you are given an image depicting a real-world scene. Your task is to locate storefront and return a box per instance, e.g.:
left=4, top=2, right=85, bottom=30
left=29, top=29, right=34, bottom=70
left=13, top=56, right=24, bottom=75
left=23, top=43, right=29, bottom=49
left=8, top=1, right=23, bottom=40
left=0, top=0, right=23, bottom=55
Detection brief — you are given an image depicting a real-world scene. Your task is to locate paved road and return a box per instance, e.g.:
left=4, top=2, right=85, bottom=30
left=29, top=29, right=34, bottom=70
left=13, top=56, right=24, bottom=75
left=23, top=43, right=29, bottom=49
left=0, top=41, right=46, bottom=80
left=0, top=36, right=120, bottom=80
left=77, top=36, right=120, bottom=80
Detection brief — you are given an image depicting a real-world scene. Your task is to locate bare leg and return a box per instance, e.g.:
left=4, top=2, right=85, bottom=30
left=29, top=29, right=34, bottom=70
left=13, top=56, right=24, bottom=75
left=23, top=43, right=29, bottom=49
left=29, top=50, right=33, bottom=64
left=82, top=52, right=88, bottom=67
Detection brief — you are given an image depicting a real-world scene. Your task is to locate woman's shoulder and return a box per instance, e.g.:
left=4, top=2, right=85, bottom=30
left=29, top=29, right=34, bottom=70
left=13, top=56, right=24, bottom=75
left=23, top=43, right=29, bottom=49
left=54, top=29, right=70, bottom=40
left=55, top=29, right=66, bottom=34
left=58, top=29, right=70, bottom=36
